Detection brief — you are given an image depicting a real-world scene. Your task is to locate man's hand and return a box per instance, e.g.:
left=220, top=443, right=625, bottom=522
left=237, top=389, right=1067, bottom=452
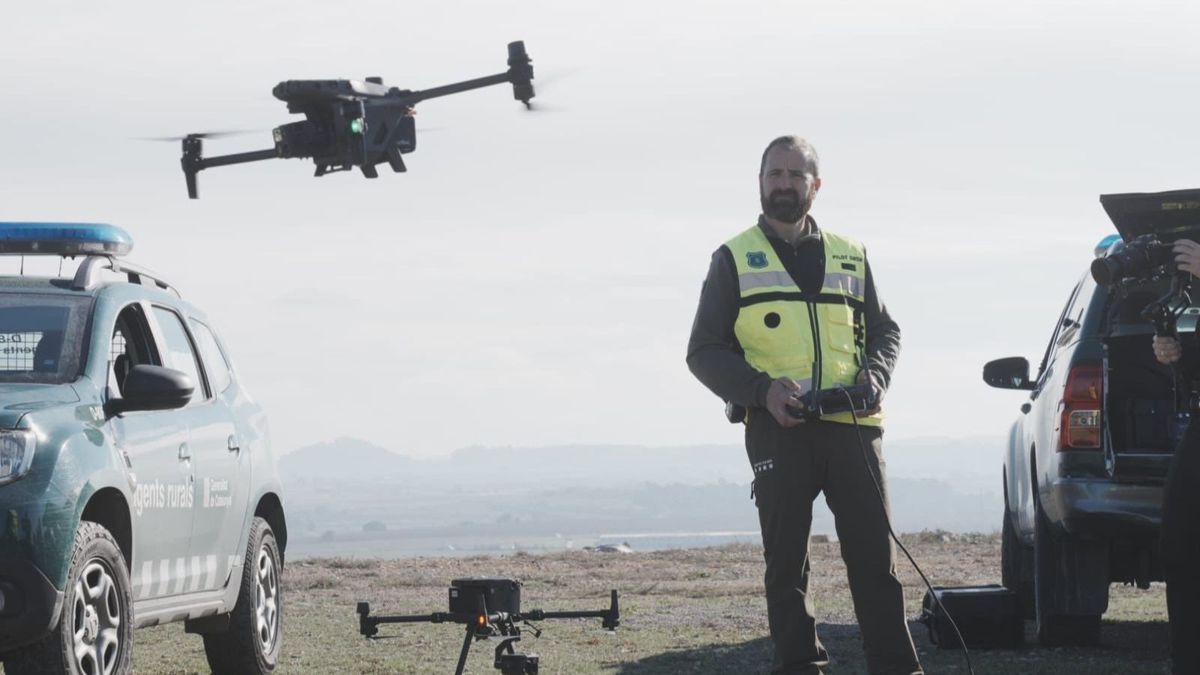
left=1175, top=239, right=1200, bottom=278
left=766, top=378, right=806, bottom=427
left=1154, top=335, right=1183, bottom=365
left=855, top=370, right=881, bottom=417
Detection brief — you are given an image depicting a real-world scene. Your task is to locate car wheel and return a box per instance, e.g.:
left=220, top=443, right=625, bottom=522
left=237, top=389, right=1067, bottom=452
left=1000, top=481, right=1034, bottom=620
left=1033, top=498, right=1101, bottom=646
left=203, top=517, right=282, bottom=675
left=3, top=521, right=133, bottom=675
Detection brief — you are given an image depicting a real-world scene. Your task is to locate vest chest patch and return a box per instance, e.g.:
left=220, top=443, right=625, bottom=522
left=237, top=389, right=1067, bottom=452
left=841, top=262, right=857, bottom=271
left=746, top=251, right=768, bottom=269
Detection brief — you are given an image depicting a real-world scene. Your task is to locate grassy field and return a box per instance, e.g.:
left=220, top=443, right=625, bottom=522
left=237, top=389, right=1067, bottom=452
left=104, top=533, right=1171, bottom=673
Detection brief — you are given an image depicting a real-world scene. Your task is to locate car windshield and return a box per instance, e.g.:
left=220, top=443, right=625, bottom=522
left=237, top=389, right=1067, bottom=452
left=0, top=293, right=91, bottom=384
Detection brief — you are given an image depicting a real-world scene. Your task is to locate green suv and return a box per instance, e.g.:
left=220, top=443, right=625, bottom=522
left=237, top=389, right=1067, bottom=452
left=0, top=223, right=286, bottom=675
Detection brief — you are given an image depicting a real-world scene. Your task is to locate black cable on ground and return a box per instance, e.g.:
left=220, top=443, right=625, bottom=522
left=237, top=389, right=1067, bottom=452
left=839, top=388, right=976, bottom=675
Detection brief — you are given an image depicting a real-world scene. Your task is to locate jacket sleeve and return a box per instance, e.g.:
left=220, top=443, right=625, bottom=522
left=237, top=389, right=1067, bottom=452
left=862, top=256, right=901, bottom=397
left=686, top=247, right=774, bottom=407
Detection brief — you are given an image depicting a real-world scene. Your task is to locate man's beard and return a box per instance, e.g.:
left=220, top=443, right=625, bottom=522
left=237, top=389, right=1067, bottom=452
left=761, top=188, right=811, bottom=223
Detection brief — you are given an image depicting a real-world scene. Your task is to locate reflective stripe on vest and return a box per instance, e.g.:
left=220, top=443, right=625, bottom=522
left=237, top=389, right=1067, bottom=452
left=725, top=224, right=882, bottom=427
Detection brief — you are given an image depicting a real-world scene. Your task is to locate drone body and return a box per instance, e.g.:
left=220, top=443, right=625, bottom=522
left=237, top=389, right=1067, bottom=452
left=181, top=41, right=534, bottom=198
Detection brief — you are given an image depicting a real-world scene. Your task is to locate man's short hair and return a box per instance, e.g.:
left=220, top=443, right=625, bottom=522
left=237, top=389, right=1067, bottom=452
left=759, top=136, right=819, bottom=178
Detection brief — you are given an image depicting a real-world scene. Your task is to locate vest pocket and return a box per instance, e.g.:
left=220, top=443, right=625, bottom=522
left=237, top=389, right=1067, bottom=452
left=820, top=303, right=858, bottom=355
left=736, top=303, right=814, bottom=377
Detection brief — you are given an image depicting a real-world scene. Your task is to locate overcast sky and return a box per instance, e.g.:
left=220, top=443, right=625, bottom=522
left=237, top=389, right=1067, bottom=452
left=2, top=0, right=1198, bottom=457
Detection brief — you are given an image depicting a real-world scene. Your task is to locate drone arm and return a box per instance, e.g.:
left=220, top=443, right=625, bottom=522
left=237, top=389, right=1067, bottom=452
left=522, top=590, right=620, bottom=630
left=195, top=148, right=280, bottom=169
left=406, top=72, right=517, bottom=105
left=181, top=138, right=280, bottom=199
left=355, top=602, right=457, bottom=638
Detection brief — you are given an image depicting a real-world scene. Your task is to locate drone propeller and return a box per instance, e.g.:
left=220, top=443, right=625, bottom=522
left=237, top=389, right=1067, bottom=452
left=135, top=129, right=263, bottom=142
left=522, top=101, right=564, bottom=113
left=517, top=67, right=576, bottom=113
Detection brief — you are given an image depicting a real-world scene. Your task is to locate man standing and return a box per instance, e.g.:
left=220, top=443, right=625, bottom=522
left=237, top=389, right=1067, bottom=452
left=686, top=136, right=922, bottom=675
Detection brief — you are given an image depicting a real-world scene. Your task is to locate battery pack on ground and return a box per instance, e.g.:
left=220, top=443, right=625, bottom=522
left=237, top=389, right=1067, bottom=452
left=919, top=585, right=1024, bottom=649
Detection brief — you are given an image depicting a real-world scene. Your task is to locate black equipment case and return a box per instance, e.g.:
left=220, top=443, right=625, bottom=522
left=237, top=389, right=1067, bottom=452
left=919, top=585, right=1023, bottom=649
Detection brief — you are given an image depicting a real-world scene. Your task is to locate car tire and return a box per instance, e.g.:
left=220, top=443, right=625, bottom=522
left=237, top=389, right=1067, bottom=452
left=1033, top=498, right=1101, bottom=646
left=1000, top=481, right=1035, bottom=620
left=202, top=517, right=282, bottom=675
left=3, top=521, right=133, bottom=675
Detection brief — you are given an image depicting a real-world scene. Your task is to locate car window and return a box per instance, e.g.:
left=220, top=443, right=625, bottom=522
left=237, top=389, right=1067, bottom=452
left=189, top=319, right=232, bottom=394
left=0, top=294, right=91, bottom=384
left=151, top=306, right=208, bottom=406
left=1035, top=280, right=1083, bottom=385
left=109, top=304, right=160, bottom=398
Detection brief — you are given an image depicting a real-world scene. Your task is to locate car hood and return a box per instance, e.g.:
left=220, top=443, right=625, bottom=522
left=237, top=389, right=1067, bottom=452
left=0, top=383, right=81, bottom=429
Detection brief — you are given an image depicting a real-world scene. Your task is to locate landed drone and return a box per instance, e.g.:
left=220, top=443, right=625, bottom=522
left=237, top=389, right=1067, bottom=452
left=357, top=577, right=619, bottom=675
left=179, top=41, right=535, bottom=198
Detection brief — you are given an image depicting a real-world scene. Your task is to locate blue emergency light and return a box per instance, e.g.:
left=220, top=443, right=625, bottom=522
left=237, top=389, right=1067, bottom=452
left=1094, top=233, right=1121, bottom=258
left=0, top=222, right=133, bottom=256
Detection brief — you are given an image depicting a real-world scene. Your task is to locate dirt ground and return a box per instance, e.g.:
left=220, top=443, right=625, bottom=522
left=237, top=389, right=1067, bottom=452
left=115, top=532, right=1171, bottom=673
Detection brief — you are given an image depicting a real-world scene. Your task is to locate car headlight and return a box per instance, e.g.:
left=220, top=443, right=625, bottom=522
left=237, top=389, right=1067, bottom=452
left=0, top=431, right=36, bottom=486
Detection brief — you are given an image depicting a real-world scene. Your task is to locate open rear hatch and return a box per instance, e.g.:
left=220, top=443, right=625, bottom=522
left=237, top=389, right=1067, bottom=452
left=1101, top=187, right=1200, bottom=243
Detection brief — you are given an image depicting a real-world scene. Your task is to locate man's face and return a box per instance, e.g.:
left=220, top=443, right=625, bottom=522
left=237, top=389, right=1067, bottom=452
left=759, top=146, right=820, bottom=223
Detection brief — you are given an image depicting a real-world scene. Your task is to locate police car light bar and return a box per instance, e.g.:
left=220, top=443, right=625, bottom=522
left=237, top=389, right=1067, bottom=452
left=0, top=222, right=133, bottom=256
left=1094, top=233, right=1121, bottom=259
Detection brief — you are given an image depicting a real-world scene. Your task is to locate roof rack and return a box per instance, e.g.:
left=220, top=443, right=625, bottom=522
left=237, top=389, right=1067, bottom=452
left=71, top=255, right=181, bottom=297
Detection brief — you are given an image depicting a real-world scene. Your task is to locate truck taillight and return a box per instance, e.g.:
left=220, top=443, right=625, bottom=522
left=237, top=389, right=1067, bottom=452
left=1059, top=364, right=1102, bottom=450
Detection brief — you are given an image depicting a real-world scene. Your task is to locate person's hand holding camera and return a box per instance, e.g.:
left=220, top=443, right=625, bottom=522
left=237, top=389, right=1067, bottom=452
left=766, top=377, right=806, bottom=427
left=1175, top=239, right=1200, bottom=278
left=1154, top=335, right=1183, bottom=365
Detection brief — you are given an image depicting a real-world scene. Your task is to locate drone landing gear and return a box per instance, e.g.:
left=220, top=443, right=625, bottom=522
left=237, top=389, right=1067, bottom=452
left=450, top=626, right=538, bottom=675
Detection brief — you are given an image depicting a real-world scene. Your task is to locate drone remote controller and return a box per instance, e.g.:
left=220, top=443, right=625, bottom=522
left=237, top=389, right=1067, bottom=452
left=786, top=383, right=878, bottom=421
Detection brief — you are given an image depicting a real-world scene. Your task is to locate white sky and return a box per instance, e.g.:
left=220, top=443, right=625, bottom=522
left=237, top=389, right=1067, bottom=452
left=2, top=0, right=1198, bottom=457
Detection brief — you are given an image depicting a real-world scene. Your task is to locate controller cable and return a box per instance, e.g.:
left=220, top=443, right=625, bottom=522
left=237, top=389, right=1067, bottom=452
left=836, top=386, right=976, bottom=675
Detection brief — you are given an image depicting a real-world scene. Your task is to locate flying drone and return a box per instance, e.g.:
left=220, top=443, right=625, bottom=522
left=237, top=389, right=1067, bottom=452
left=178, top=41, right=535, bottom=198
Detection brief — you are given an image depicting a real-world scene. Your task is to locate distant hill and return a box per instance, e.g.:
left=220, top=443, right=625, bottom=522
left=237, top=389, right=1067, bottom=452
left=277, top=435, right=1006, bottom=556
left=279, top=437, right=414, bottom=482
left=279, top=435, right=1005, bottom=494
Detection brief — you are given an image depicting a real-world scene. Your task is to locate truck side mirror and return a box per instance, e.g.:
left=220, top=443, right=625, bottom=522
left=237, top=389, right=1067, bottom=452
left=983, top=357, right=1035, bottom=390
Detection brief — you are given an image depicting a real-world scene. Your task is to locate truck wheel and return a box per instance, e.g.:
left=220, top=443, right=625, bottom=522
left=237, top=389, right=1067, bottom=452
left=3, top=521, right=133, bottom=675
left=1033, top=500, right=1101, bottom=646
left=1001, top=502, right=1034, bottom=620
left=202, top=517, right=282, bottom=675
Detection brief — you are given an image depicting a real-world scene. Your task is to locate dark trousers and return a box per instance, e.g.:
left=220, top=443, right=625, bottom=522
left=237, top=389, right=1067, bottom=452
left=747, top=416, right=922, bottom=675
left=1163, top=421, right=1200, bottom=674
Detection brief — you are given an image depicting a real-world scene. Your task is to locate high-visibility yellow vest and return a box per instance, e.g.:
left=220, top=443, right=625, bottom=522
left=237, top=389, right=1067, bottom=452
left=725, top=224, right=883, bottom=427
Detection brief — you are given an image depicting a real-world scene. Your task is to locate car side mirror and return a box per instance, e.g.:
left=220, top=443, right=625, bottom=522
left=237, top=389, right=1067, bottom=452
left=105, top=365, right=194, bottom=416
left=983, top=357, right=1035, bottom=390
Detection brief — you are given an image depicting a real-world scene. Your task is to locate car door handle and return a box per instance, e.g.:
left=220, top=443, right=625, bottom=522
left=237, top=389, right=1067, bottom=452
left=179, top=443, right=191, bottom=461
left=228, top=435, right=241, bottom=454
